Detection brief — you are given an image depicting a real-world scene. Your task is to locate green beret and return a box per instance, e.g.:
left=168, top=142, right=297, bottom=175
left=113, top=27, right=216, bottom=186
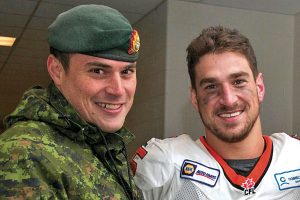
left=48, top=4, right=140, bottom=62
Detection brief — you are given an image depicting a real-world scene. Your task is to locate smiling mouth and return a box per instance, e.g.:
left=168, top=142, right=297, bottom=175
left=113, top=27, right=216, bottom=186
left=97, top=103, right=122, bottom=110
left=219, top=111, right=242, bottom=118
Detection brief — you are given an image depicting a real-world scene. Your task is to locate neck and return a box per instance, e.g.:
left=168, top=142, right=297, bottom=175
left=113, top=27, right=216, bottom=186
left=205, top=118, right=264, bottom=160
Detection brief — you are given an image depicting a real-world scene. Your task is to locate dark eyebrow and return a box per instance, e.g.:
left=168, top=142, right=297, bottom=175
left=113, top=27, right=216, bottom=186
left=86, top=61, right=110, bottom=68
left=124, top=63, right=137, bottom=69
left=229, top=71, right=250, bottom=79
left=86, top=61, right=136, bottom=69
left=199, top=78, right=217, bottom=87
left=199, top=71, right=250, bottom=87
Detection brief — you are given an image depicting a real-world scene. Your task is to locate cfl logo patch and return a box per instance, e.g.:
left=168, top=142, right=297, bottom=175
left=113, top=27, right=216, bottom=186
left=241, top=178, right=256, bottom=196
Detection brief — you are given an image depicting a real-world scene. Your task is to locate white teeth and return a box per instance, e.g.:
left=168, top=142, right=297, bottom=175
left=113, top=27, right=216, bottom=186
left=98, top=103, right=121, bottom=109
left=220, top=111, right=241, bottom=118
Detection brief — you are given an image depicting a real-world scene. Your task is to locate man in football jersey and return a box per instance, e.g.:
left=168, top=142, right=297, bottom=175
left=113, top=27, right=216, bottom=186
left=131, top=26, right=300, bottom=199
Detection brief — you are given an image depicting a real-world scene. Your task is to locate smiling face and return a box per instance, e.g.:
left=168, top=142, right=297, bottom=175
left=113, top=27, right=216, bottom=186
left=191, top=52, right=264, bottom=143
left=49, top=53, right=136, bottom=133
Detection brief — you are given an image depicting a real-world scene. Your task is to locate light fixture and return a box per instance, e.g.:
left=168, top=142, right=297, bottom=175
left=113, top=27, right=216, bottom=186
left=0, top=36, right=16, bottom=47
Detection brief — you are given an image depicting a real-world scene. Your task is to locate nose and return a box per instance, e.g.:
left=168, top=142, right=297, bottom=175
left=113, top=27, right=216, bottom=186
left=105, top=74, right=125, bottom=96
left=219, top=84, right=238, bottom=106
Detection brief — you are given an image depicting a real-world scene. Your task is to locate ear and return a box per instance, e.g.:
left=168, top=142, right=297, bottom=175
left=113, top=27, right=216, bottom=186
left=47, top=54, right=64, bottom=86
left=256, top=73, right=265, bottom=103
left=190, top=86, right=200, bottom=112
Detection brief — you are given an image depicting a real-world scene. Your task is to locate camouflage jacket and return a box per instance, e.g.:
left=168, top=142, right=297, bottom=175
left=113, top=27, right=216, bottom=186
left=0, top=83, right=142, bottom=200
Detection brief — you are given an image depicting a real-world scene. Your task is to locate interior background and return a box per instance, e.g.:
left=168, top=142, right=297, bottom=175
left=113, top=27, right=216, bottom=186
left=1, top=0, right=300, bottom=155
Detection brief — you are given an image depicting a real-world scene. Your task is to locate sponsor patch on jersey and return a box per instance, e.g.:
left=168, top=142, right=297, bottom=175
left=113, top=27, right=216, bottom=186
left=180, top=159, right=220, bottom=187
left=274, top=169, right=300, bottom=190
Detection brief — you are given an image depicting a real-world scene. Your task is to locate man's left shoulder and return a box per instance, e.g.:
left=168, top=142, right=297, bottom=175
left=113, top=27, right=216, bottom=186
left=270, top=132, right=299, bottom=140
left=289, top=134, right=300, bottom=141
left=270, top=132, right=300, bottom=149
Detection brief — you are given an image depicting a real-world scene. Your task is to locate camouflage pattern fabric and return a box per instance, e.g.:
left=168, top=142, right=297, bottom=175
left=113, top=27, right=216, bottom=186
left=0, top=82, right=142, bottom=199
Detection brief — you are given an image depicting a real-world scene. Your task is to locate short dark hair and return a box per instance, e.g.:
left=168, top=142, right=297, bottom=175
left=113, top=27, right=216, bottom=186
left=49, top=47, right=71, bottom=71
left=186, top=25, right=258, bottom=89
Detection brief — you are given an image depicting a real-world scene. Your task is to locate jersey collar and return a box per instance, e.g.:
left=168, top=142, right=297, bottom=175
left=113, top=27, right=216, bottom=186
left=200, top=135, right=273, bottom=190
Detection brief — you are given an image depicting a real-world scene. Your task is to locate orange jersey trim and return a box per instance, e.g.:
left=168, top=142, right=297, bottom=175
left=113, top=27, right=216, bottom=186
left=200, top=136, right=273, bottom=190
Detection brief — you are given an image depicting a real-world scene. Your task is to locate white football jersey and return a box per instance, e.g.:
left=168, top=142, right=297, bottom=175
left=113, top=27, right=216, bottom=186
left=130, top=133, right=300, bottom=200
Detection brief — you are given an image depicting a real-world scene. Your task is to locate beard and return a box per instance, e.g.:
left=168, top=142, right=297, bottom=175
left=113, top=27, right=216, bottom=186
left=200, top=104, right=260, bottom=143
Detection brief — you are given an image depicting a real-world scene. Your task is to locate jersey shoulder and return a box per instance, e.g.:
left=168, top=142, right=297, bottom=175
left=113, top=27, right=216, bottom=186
left=131, top=134, right=195, bottom=189
left=270, top=132, right=300, bottom=145
left=270, top=132, right=300, bottom=159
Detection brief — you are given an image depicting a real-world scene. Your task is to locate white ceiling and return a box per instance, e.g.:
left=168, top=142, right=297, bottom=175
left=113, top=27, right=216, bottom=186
left=182, top=0, right=300, bottom=15
left=0, top=0, right=165, bottom=74
left=1, top=0, right=300, bottom=128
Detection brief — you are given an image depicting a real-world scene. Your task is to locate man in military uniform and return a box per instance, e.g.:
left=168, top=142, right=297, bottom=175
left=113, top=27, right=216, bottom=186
left=0, top=4, right=142, bottom=199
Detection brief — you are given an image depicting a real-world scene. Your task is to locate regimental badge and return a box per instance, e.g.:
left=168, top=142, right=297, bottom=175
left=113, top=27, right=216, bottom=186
left=128, top=29, right=140, bottom=54
left=241, top=178, right=256, bottom=195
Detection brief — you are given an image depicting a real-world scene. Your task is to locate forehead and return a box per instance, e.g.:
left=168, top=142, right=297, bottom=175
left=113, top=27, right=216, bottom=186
left=195, top=52, right=253, bottom=80
left=68, top=53, right=136, bottom=69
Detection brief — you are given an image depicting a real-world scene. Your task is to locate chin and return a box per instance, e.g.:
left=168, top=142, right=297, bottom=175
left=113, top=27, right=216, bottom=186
left=100, top=125, right=123, bottom=133
left=95, top=118, right=125, bottom=133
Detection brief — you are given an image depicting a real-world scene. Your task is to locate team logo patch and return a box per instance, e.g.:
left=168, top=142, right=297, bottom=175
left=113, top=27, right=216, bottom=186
left=128, top=29, right=140, bottom=54
left=275, top=169, right=300, bottom=190
left=241, top=178, right=256, bottom=195
left=180, top=159, right=220, bottom=187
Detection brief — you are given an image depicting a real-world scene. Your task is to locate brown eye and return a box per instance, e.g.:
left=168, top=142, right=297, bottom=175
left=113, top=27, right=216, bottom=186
left=233, top=79, right=247, bottom=87
left=122, top=68, right=135, bottom=75
left=205, top=84, right=216, bottom=90
left=234, top=79, right=244, bottom=85
left=90, top=68, right=104, bottom=74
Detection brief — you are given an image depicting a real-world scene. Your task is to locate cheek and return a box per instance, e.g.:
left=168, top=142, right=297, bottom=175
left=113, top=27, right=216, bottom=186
left=127, top=80, right=137, bottom=96
left=199, top=87, right=256, bottom=107
left=79, top=79, right=101, bottom=96
left=237, top=87, right=257, bottom=102
left=199, top=92, right=218, bottom=106
left=195, top=93, right=217, bottom=117
left=72, top=84, right=87, bottom=98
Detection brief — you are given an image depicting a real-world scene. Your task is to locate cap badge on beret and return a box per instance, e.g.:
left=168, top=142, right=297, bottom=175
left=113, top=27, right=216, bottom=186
left=128, top=29, right=140, bottom=55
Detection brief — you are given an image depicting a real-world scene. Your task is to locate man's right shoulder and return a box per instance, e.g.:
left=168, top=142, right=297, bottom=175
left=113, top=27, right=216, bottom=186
left=1, top=120, right=50, bottom=138
left=0, top=121, right=53, bottom=155
left=131, top=134, right=193, bottom=165
left=130, top=134, right=194, bottom=189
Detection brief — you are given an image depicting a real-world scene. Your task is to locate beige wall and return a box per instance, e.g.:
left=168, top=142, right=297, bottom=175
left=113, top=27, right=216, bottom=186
left=294, top=13, right=300, bottom=134
left=125, top=2, right=167, bottom=155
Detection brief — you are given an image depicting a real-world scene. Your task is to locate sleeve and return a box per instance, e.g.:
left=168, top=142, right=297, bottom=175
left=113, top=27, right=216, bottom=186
left=0, top=135, right=66, bottom=199
left=130, top=137, right=175, bottom=200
